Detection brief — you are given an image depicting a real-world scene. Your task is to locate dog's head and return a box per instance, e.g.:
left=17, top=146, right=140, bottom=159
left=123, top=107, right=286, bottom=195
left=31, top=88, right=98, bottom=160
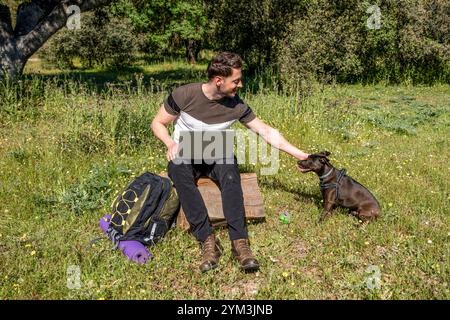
left=297, top=151, right=331, bottom=173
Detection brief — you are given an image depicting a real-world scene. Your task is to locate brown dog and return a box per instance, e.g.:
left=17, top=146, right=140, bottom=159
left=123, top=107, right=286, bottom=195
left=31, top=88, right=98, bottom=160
left=297, top=151, right=381, bottom=222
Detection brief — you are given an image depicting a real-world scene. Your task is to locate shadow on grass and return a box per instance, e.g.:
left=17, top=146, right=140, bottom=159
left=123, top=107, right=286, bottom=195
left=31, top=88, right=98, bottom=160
left=24, top=59, right=282, bottom=96
left=259, top=176, right=323, bottom=208
left=25, top=64, right=207, bottom=93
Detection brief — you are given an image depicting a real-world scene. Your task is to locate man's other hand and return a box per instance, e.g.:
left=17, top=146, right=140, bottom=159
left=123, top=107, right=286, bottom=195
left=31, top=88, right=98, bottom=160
left=166, top=141, right=179, bottom=161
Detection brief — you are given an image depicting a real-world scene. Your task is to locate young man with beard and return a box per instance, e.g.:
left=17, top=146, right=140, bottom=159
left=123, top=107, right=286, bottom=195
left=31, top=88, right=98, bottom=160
left=151, top=52, right=309, bottom=273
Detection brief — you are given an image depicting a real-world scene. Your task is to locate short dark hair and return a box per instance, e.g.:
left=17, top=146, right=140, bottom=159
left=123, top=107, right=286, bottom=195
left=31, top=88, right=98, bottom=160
left=207, top=52, right=243, bottom=79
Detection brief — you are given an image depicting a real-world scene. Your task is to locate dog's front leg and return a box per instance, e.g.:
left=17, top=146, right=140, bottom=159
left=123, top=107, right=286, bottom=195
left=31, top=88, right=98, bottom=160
left=319, top=207, right=333, bottom=222
left=319, top=191, right=335, bottom=223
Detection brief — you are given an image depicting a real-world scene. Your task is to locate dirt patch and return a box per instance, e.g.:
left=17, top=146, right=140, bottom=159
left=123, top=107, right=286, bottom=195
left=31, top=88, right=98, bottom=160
left=221, top=279, right=260, bottom=298
left=0, top=244, right=9, bottom=254
left=298, top=265, right=322, bottom=282
left=291, top=238, right=309, bottom=259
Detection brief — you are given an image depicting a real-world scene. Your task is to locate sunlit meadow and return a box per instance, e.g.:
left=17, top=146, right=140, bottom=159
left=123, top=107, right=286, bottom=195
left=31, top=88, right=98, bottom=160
left=0, top=61, right=448, bottom=299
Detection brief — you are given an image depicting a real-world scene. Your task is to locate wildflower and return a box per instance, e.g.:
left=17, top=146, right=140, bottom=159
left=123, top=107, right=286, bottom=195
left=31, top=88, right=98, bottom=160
left=30, top=250, right=36, bottom=256
left=427, top=239, right=432, bottom=244
left=282, top=272, right=289, bottom=278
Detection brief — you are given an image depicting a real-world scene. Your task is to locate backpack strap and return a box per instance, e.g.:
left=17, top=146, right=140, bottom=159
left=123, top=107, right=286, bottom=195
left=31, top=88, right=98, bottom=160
left=106, top=226, right=123, bottom=250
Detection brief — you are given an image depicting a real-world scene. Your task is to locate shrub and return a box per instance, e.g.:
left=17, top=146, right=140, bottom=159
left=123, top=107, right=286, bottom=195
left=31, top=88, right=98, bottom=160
left=276, top=0, right=450, bottom=85
left=41, top=10, right=137, bottom=70
left=59, top=163, right=132, bottom=214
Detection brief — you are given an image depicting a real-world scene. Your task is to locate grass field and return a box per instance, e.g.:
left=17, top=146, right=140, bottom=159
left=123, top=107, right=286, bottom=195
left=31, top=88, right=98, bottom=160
left=0, top=61, right=449, bottom=299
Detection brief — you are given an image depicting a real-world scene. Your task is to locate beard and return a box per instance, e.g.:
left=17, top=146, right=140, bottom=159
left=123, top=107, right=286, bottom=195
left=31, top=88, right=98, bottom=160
left=225, top=87, right=238, bottom=97
left=216, top=84, right=238, bottom=98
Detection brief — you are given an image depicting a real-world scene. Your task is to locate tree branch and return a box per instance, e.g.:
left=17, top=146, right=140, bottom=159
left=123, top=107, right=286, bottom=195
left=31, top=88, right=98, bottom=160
left=15, top=1, right=58, bottom=36
left=16, top=0, right=110, bottom=59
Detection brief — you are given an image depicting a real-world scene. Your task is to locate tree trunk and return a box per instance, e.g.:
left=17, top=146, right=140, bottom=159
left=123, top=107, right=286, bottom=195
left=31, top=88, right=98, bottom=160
left=0, top=0, right=110, bottom=80
left=0, top=39, right=26, bottom=80
left=185, top=39, right=200, bottom=64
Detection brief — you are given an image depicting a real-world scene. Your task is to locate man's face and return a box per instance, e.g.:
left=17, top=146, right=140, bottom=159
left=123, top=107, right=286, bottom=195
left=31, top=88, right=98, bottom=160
left=215, top=68, right=243, bottom=98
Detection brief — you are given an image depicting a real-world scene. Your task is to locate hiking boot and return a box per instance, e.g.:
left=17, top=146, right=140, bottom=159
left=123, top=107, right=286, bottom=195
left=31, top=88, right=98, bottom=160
left=231, top=238, right=259, bottom=272
left=199, top=233, right=222, bottom=273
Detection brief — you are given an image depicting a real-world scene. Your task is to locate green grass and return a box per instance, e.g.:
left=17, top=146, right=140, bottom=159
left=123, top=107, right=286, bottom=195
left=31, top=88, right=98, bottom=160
left=24, top=56, right=209, bottom=92
left=0, top=63, right=449, bottom=299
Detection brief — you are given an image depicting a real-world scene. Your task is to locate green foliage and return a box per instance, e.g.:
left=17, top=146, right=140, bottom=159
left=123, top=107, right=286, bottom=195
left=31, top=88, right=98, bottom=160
left=207, top=0, right=307, bottom=72
left=112, top=106, right=157, bottom=151
left=29, top=0, right=450, bottom=84
left=41, top=10, right=138, bottom=69
left=59, top=163, right=132, bottom=214
left=277, top=0, right=450, bottom=85
left=112, top=0, right=208, bottom=62
left=361, top=100, right=447, bottom=135
left=0, top=75, right=45, bottom=120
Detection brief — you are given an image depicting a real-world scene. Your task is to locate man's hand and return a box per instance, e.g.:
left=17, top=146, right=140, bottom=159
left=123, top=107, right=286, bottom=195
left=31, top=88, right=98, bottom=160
left=166, top=141, right=179, bottom=161
left=296, top=152, right=309, bottom=161
left=151, top=104, right=179, bottom=162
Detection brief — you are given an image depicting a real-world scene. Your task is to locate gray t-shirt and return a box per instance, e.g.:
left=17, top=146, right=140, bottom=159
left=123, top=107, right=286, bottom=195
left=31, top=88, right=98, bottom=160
left=164, top=83, right=256, bottom=143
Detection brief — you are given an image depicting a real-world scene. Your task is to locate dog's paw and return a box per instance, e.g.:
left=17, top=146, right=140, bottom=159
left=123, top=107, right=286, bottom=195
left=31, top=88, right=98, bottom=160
left=318, top=212, right=330, bottom=223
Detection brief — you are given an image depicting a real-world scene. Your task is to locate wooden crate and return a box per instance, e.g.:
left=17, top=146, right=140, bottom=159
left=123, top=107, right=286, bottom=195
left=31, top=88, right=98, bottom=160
left=166, top=173, right=265, bottom=231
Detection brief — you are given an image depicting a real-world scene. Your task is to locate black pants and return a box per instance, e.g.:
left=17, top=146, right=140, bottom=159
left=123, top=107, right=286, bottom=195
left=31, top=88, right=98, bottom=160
left=168, top=158, right=248, bottom=242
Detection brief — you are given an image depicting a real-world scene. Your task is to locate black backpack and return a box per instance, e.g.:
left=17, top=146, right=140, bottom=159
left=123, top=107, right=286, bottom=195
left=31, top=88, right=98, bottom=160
left=106, top=172, right=180, bottom=246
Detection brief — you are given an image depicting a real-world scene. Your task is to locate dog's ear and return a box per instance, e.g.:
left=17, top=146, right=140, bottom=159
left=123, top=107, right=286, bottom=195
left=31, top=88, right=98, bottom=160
left=318, top=151, right=331, bottom=157
left=318, top=151, right=330, bottom=163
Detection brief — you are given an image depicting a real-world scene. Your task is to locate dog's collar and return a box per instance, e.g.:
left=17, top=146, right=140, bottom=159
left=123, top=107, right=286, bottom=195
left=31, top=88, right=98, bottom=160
left=319, top=168, right=334, bottom=180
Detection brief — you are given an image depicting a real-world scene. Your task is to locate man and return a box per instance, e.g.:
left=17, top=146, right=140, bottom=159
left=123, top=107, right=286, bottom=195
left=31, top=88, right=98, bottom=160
left=151, top=52, right=309, bottom=273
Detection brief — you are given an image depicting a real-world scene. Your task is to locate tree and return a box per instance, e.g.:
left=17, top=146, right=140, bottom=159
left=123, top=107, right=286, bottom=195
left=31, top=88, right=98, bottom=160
left=113, top=0, right=207, bottom=63
left=42, top=9, right=138, bottom=69
left=0, top=0, right=110, bottom=79
left=277, top=0, right=450, bottom=85
left=170, top=0, right=206, bottom=64
left=206, top=0, right=308, bottom=73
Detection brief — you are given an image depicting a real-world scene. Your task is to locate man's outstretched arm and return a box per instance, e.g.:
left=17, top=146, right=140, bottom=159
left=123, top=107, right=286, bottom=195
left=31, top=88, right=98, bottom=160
left=244, top=117, right=309, bottom=160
